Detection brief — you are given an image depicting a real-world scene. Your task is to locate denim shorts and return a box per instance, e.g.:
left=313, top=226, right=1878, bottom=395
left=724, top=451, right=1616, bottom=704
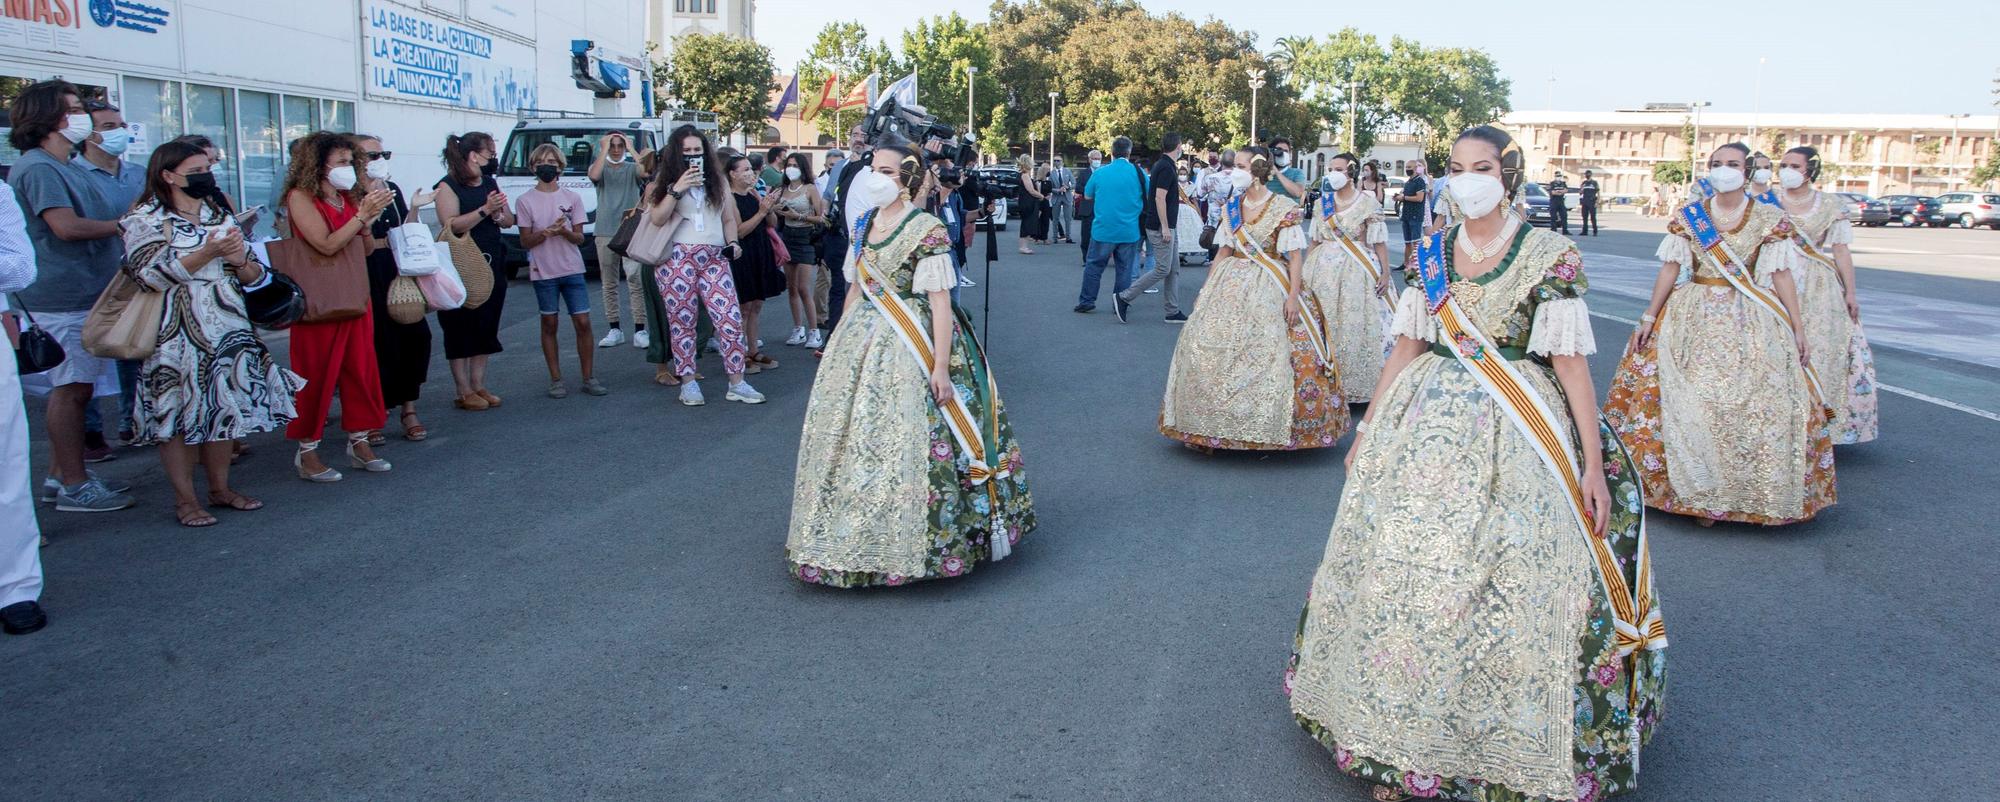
left=1400, top=215, right=1424, bottom=243
left=533, top=273, right=591, bottom=315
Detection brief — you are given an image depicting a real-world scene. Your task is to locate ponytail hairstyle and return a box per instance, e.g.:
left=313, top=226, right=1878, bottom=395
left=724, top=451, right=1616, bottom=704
left=1243, top=146, right=1274, bottom=183
left=1785, top=146, right=1823, bottom=183
left=443, top=131, right=495, bottom=185
left=1453, top=125, right=1527, bottom=197
left=1711, top=141, right=1752, bottom=167
left=649, top=124, right=725, bottom=208
left=1329, top=151, right=1360, bottom=182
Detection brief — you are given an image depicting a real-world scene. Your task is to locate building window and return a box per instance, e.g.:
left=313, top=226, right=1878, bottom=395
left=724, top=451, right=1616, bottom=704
left=705, top=0, right=715, bottom=13
left=674, top=0, right=684, bottom=11
left=239, top=90, right=283, bottom=239
left=324, top=100, right=353, bottom=135
left=187, top=83, right=238, bottom=210
left=120, top=76, right=185, bottom=163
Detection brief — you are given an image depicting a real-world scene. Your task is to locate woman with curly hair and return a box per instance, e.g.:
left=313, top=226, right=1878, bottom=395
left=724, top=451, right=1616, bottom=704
left=281, top=131, right=395, bottom=482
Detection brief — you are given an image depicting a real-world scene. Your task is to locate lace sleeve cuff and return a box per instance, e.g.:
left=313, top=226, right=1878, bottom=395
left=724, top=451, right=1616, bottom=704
left=1388, top=287, right=1434, bottom=342
left=1826, top=218, right=1854, bottom=246
left=1364, top=217, right=1388, bottom=246
left=1654, top=233, right=1691, bottom=266
left=909, top=252, right=958, bottom=293
left=1276, top=224, right=1308, bottom=254
left=840, top=251, right=856, bottom=284
left=1526, top=298, right=1597, bottom=356
left=1753, top=239, right=1800, bottom=288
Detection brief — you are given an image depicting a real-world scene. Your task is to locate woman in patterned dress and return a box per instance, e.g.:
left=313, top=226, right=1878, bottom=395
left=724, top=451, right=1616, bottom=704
left=1301, top=152, right=1395, bottom=399
left=1289, top=126, right=1664, bottom=802
left=1159, top=147, right=1349, bottom=451
left=1774, top=146, right=1878, bottom=444
left=785, top=142, right=1035, bottom=589
left=1604, top=143, right=1836, bottom=525
left=121, top=141, right=303, bottom=527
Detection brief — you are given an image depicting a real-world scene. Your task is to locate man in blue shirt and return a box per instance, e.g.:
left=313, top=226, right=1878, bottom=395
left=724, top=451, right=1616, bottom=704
left=72, top=100, right=146, bottom=449
left=1074, top=136, right=1146, bottom=313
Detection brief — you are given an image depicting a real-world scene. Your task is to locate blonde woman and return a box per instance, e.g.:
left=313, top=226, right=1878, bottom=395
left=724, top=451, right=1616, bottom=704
left=1015, top=155, right=1047, bottom=254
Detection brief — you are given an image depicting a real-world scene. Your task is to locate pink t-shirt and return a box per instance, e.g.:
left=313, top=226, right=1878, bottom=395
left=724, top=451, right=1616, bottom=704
left=514, top=187, right=587, bottom=281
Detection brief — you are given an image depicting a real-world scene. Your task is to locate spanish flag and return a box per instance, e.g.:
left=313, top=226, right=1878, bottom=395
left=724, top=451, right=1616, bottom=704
left=801, top=73, right=839, bottom=123
left=836, top=73, right=877, bottom=111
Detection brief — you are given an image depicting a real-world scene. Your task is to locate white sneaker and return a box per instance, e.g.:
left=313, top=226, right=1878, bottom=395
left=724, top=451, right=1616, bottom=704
left=679, top=381, right=705, bottom=406
left=705, top=337, right=720, bottom=354
left=726, top=382, right=766, bottom=404
left=804, top=329, right=825, bottom=349
left=784, top=326, right=808, bottom=346
left=959, top=276, right=977, bottom=287
left=1144, top=287, right=1160, bottom=294
left=597, top=328, right=626, bottom=348
left=632, top=328, right=650, bottom=349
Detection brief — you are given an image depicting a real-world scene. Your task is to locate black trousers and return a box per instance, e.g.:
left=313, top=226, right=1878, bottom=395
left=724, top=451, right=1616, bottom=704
left=1077, top=216, right=1093, bottom=263
left=1579, top=202, right=1599, bottom=235
left=1550, top=200, right=1569, bottom=232
left=821, top=230, right=849, bottom=333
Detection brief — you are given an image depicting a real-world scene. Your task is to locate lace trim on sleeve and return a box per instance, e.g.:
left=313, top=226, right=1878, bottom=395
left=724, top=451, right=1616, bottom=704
left=1753, top=238, right=1801, bottom=288
left=1826, top=218, right=1854, bottom=246
left=1364, top=217, right=1388, bottom=246
left=909, top=252, right=958, bottom=294
left=1654, top=232, right=1691, bottom=266
left=1388, top=286, right=1434, bottom=342
left=1525, top=297, right=1596, bottom=356
left=1276, top=224, right=1308, bottom=254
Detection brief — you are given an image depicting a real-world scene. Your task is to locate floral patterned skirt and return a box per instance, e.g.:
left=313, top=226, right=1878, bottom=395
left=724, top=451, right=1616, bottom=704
left=1160, top=297, right=1350, bottom=451
left=1288, top=355, right=1665, bottom=802
left=785, top=305, right=1036, bottom=589
left=1603, top=286, right=1836, bottom=525
left=1303, top=243, right=1392, bottom=398
left=1833, top=323, right=1879, bottom=445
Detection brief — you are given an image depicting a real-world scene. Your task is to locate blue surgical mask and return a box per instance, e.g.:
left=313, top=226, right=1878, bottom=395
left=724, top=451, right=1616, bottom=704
left=95, top=127, right=132, bottom=156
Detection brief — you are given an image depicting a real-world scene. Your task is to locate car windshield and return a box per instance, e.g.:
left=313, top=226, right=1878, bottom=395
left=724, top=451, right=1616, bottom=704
left=1523, top=183, right=1548, bottom=198
left=499, top=127, right=655, bottom=176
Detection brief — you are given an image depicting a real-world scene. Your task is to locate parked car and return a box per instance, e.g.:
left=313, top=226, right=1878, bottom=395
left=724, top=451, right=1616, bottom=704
left=1876, top=195, right=1945, bottom=227
left=1833, top=192, right=1892, bottom=226
left=1521, top=182, right=1552, bottom=227
left=1934, top=191, right=2000, bottom=229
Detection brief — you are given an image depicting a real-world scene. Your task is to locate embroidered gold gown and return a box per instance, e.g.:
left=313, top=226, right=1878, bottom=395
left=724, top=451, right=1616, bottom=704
left=1159, top=194, right=1349, bottom=450
left=1290, top=225, right=1664, bottom=802
left=785, top=209, right=1036, bottom=588
left=1301, top=190, right=1393, bottom=398
left=1781, top=192, right=1879, bottom=444
left=1604, top=199, right=1836, bottom=525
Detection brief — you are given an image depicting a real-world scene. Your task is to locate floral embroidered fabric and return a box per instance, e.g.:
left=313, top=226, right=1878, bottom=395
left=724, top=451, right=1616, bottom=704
left=1784, top=193, right=1878, bottom=444
left=1304, top=191, right=1393, bottom=395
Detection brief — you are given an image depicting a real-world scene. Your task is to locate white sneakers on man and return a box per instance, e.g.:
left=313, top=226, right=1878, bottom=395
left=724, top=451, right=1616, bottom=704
left=632, top=328, right=650, bottom=349
left=785, top=326, right=808, bottom=346
left=804, top=329, right=825, bottom=349
left=597, top=328, right=627, bottom=348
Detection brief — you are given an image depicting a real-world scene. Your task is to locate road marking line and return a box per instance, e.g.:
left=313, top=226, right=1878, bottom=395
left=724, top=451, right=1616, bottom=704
left=1587, top=311, right=2000, bottom=424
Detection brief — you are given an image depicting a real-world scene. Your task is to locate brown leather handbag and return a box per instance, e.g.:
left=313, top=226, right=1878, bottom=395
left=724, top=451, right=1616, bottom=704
left=265, top=236, right=368, bottom=324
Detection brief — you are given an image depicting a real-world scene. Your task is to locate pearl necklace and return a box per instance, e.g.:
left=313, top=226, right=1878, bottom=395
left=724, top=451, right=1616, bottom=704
left=1460, top=215, right=1518, bottom=262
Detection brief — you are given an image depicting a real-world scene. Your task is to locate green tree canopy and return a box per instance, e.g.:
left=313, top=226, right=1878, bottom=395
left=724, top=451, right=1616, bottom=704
left=1652, top=160, right=1691, bottom=187
left=795, top=22, right=905, bottom=140
left=656, top=32, right=776, bottom=139
left=1287, top=29, right=1510, bottom=155
left=900, top=13, right=1002, bottom=140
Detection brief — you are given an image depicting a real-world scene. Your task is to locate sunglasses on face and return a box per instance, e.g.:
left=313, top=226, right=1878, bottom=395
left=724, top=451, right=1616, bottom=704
left=363, top=151, right=392, bottom=161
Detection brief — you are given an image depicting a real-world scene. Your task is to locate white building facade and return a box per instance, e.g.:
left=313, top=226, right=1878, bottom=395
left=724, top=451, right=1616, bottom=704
left=647, top=0, right=753, bottom=46
left=0, top=0, right=648, bottom=237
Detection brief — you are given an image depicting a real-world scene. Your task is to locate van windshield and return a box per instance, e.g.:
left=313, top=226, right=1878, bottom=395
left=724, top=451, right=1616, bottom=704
left=499, top=128, right=655, bottom=176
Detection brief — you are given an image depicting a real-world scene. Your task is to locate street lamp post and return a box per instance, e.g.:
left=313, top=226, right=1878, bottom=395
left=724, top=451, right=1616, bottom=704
left=1689, top=100, right=1712, bottom=176
left=1346, top=80, right=1362, bottom=153
left=1948, top=112, right=1970, bottom=190
left=1049, top=91, right=1059, bottom=165
left=1247, top=68, right=1266, bottom=144
left=1752, top=57, right=1767, bottom=139
left=966, top=66, right=979, bottom=145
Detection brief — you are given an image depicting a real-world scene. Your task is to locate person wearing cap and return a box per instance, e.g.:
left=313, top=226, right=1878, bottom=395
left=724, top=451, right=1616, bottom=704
left=1547, top=170, right=1571, bottom=234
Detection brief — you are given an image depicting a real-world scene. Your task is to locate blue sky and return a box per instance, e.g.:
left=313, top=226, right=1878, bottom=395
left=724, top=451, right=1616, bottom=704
left=757, top=0, right=1995, bottom=117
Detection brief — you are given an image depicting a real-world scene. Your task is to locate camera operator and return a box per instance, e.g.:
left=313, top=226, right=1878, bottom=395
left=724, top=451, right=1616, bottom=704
left=927, top=160, right=970, bottom=304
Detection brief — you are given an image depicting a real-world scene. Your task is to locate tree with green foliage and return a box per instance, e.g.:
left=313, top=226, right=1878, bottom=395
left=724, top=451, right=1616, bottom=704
left=1972, top=149, right=2000, bottom=186
left=655, top=32, right=776, bottom=139
left=795, top=22, right=905, bottom=141
left=1652, top=160, right=1690, bottom=187
left=1277, top=29, right=1509, bottom=155
left=900, top=13, right=1001, bottom=136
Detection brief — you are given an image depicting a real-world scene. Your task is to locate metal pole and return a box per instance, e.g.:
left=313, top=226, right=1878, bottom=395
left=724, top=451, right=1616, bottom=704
left=966, top=66, right=978, bottom=139
left=1753, top=57, right=1766, bottom=139
left=1347, top=81, right=1359, bottom=152
left=1049, top=92, right=1058, bottom=164
left=1247, top=68, right=1265, bottom=145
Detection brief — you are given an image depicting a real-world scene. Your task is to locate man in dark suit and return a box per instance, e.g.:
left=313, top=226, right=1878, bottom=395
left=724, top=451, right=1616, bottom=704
left=1073, top=148, right=1100, bottom=264
left=1547, top=171, right=1571, bottom=234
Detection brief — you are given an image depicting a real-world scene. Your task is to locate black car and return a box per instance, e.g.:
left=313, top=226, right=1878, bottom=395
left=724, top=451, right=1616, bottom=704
left=1878, top=194, right=1946, bottom=227
left=1522, top=182, right=1553, bottom=227
left=1834, top=192, right=1892, bottom=226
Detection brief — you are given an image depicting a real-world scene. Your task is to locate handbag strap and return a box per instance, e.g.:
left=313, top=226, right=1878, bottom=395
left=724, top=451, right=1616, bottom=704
left=8, top=293, right=36, bottom=327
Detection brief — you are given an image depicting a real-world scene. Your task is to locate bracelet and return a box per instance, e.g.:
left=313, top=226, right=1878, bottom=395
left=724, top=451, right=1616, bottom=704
left=1639, top=313, right=1656, bottom=323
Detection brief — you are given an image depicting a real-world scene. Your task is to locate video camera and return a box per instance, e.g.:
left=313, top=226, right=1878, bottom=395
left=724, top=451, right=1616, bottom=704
left=861, top=96, right=973, bottom=165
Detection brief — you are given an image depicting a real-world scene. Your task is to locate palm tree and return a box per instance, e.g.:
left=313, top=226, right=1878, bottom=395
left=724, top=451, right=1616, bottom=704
left=1268, top=36, right=1315, bottom=86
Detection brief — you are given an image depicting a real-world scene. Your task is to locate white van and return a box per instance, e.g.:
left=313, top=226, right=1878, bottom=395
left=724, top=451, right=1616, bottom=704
left=492, top=108, right=718, bottom=277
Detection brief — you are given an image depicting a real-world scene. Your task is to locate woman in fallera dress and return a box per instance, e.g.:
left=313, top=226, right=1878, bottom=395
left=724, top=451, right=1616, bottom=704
left=1288, top=126, right=1665, bottom=802
left=1301, top=152, right=1395, bottom=399
left=785, top=141, right=1035, bottom=589
left=1603, top=142, right=1836, bottom=526
left=1773, top=146, right=1878, bottom=444
left=1159, top=147, right=1349, bottom=451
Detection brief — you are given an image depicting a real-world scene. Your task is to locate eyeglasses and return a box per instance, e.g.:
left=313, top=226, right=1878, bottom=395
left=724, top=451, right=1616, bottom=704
left=363, top=151, right=392, bottom=161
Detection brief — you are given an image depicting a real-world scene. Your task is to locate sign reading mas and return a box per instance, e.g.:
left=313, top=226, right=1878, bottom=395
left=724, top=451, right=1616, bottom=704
left=364, top=0, right=536, bottom=114
left=0, top=0, right=175, bottom=67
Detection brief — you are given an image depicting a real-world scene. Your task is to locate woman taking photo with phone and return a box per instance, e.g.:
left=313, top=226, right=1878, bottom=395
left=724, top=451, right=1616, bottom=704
left=645, top=125, right=762, bottom=407
left=281, top=131, right=394, bottom=482
left=122, top=141, right=302, bottom=525
left=433, top=132, right=512, bottom=411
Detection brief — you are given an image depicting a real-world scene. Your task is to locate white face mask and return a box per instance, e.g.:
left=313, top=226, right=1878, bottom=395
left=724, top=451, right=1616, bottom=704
left=1751, top=168, right=1773, bottom=186
left=1778, top=166, right=1808, bottom=189
left=1088, top=157, right=1102, bottom=168
left=783, top=166, right=801, bottom=182
left=1274, top=151, right=1292, bottom=168
left=1324, top=171, right=1349, bottom=191
left=327, top=165, right=358, bottom=191
left=1229, top=169, right=1254, bottom=192
left=60, top=113, right=93, bottom=144
left=365, top=159, right=392, bottom=180
left=1449, top=172, right=1506, bottom=219
left=1705, top=165, right=1745, bottom=193
left=852, top=168, right=903, bottom=214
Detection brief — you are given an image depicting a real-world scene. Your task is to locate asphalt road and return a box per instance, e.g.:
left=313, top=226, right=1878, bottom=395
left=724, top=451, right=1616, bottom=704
left=3, top=213, right=1995, bottom=801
